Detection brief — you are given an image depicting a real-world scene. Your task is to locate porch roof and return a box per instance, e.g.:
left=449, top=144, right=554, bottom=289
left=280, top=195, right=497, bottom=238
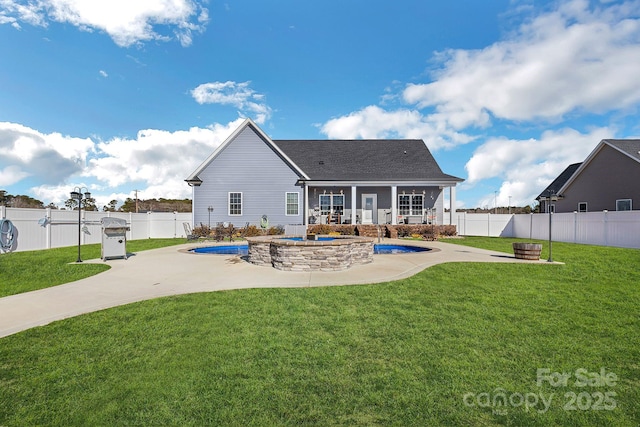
left=273, top=139, right=463, bottom=183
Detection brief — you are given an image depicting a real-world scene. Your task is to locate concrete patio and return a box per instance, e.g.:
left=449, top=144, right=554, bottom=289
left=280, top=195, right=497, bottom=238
left=0, top=239, right=558, bottom=338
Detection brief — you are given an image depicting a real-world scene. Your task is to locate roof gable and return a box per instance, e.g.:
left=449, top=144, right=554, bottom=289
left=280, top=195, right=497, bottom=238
left=185, top=118, right=308, bottom=184
left=557, top=139, right=640, bottom=195
left=537, top=163, right=581, bottom=199
left=273, top=139, right=463, bottom=182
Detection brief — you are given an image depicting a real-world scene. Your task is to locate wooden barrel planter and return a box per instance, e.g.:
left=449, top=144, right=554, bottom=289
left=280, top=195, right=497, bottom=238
left=512, top=243, right=542, bottom=260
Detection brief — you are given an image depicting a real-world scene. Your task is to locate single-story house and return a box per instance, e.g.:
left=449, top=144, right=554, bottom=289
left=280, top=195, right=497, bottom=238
left=185, top=118, right=463, bottom=228
left=537, top=139, right=640, bottom=213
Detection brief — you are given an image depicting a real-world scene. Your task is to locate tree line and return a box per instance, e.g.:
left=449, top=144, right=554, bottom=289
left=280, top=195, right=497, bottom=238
left=0, top=190, right=192, bottom=212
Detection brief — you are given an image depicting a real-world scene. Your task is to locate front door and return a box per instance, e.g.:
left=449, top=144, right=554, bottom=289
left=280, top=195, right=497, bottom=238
left=362, top=194, right=377, bottom=224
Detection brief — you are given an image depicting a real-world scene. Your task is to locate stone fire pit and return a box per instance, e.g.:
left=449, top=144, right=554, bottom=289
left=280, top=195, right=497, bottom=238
left=246, top=235, right=374, bottom=271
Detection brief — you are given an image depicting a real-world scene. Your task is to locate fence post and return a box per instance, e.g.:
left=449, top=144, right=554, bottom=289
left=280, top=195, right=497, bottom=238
left=45, top=207, right=51, bottom=249
left=0, top=205, right=5, bottom=220
left=603, top=210, right=608, bottom=246
left=573, top=211, right=577, bottom=244
left=147, top=211, right=152, bottom=239
left=129, top=212, right=133, bottom=240
left=174, top=211, right=178, bottom=238
left=529, top=213, right=533, bottom=240
left=487, top=212, right=491, bottom=237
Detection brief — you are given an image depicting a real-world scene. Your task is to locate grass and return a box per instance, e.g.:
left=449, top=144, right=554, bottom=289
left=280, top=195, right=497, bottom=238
left=0, top=238, right=187, bottom=297
left=1, top=237, right=639, bottom=425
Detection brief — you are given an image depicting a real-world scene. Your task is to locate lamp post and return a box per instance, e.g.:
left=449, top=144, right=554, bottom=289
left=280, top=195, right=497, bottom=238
left=70, top=187, right=91, bottom=263
left=539, top=190, right=559, bottom=262
left=207, top=206, right=214, bottom=228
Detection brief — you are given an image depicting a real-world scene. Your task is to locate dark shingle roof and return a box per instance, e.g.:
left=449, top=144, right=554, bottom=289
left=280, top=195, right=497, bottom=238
left=537, top=162, right=581, bottom=199
left=273, top=139, right=463, bottom=182
left=604, top=139, right=640, bottom=163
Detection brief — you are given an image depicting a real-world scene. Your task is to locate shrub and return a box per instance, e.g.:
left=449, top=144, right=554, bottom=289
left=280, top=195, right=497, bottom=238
left=308, top=224, right=333, bottom=235
left=333, top=225, right=356, bottom=235
left=438, top=225, right=457, bottom=236
left=242, top=225, right=263, bottom=237
left=267, top=225, right=285, bottom=235
left=193, top=224, right=213, bottom=238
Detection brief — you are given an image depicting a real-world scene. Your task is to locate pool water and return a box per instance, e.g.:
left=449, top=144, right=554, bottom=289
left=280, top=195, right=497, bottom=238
left=191, top=245, right=248, bottom=255
left=373, top=244, right=431, bottom=254
left=190, top=243, right=430, bottom=255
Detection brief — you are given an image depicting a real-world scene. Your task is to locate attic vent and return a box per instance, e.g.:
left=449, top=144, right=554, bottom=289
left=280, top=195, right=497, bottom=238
left=318, top=160, right=324, bottom=165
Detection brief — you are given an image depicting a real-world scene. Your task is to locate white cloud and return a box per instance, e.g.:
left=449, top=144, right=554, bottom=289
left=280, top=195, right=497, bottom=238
left=464, top=127, right=614, bottom=207
left=1, top=119, right=244, bottom=207
left=88, top=119, right=243, bottom=190
left=191, top=81, right=273, bottom=124
left=0, top=165, right=29, bottom=186
left=0, top=0, right=209, bottom=47
left=0, top=122, right=93, bottom=186
left=403, top=0, right=640, bottom=127
left=321, top=105, right=475, bottom=150
left=321, top=0, right=640, bottom=147
left=99, top=70, right=108, bottom=78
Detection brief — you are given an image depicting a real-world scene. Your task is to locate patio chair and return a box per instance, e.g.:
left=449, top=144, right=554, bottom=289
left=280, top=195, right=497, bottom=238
left=183, top=222, right=198, bottom=241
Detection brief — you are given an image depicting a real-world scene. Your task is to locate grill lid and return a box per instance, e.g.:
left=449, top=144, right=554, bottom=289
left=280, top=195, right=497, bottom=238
left=100, top=217, right=129, bottom=229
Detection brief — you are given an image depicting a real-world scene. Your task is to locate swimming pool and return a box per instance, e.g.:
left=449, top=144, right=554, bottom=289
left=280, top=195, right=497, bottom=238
left=374, top=244, right=431, bottom=254
left=190, top=243, right=430, bottom=255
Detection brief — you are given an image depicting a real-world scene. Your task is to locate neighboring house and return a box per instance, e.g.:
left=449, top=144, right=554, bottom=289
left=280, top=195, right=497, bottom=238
left=186, top=119, right=463, bottom=228
left=537, top=139, right=640, bottom=213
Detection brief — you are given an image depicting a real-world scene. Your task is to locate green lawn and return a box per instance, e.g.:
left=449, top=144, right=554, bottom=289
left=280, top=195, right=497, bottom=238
left=0, top=238, right=187, bottom=297
left=0, top=237, right=639, bottom=426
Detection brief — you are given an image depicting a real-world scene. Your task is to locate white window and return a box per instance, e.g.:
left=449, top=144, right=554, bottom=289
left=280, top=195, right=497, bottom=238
left=578, top=202, right=587, bottom=213
left=319, top=194, right=344, bottom=215
left=228, top=192, right=242, bottom=216
left=398, top=194, right=423, bottom=216
left=286, top=192, right=299, bottom=216
left=616, top=199, right=632, bottom=211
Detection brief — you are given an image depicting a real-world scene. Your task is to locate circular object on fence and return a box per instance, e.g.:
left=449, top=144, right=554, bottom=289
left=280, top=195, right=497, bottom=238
left=512, top=242, right=542, bottom=260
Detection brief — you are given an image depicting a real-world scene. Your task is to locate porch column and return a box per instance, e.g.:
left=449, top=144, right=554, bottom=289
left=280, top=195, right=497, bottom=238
left=304, top=184, right=309, bottom=226
left=391, top=185, right=397, bottom=225
left=351, top=185, right=357, bottom=225
left=449, top=186, right=456, bottom=225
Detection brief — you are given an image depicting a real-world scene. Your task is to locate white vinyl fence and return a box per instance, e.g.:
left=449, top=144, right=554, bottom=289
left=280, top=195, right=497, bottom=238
left=3, top=207, right=639, bottom=253
left=0, top=206, right=192, bottom=253
left=449, top=211, right=640, bottom=249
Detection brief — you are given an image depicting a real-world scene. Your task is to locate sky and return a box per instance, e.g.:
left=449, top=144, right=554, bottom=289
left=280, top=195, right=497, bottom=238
left=1, top=0, right=640, bottom=210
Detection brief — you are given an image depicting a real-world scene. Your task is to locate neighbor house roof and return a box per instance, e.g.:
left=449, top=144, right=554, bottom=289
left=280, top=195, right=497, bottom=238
left=553, top=139, right=640, bottom=195
left=273, top=139, right=463, bottom=183
left=536, top=162, right=582, bottom=200
left=603, top=139, right=640, bottom=163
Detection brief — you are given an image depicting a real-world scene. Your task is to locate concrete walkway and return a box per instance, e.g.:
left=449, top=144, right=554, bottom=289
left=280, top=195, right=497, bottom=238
left=0, top=239, right=557, bottom=338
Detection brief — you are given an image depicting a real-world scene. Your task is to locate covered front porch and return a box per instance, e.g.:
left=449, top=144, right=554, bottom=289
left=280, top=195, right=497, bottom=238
left=301, top=181, right=458, bottom=226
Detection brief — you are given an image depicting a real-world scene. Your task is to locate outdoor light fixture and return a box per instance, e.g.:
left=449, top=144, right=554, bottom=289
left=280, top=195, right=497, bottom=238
left=539, top=189, right=560, bottom=262
left=207, top=206, right=214, bottom=227
left=70, top=186, right=91, bottom=263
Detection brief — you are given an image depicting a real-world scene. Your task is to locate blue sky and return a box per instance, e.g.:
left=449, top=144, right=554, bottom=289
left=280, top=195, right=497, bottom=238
left=1, top=0, right=639, bottom=210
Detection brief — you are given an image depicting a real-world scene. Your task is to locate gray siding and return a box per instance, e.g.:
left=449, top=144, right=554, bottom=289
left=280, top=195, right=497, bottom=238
left=556, top=145, right=640, bottom=212
left=194, top=127, right=303, bottom=227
